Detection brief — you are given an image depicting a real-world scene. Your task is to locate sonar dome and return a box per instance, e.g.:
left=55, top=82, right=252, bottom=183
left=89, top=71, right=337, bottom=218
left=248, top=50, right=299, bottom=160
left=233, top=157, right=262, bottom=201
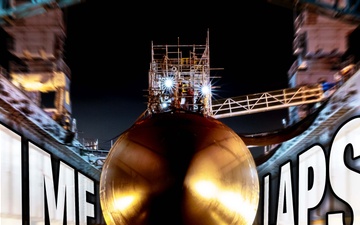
left=99, top=112, right=259, bottom=225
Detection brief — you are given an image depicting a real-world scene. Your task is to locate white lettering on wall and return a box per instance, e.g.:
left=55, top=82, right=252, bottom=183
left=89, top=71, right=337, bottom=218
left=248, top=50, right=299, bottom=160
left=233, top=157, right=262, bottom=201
left=59, top=161, right=77, bottom=224
left=0, top=124, right=22, bottom=224
left=261, top=117, right=360, bottom=224
left=298, top=145, right=326, bottom=225
left=277, top=162, right=295, bottom=225
left=329, top=117, right=360, bottom=224
left=29, top=143, right=76, bottom=224
left=263, top=175, right=270, bottom=225
left=78, top=172, right=95, bottom=225
left=0, top=124, right=98, bottom=224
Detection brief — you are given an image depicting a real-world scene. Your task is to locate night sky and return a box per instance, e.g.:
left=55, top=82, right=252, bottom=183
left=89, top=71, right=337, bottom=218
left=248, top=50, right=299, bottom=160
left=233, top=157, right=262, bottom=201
left=61, top=0, right=295, bottom=149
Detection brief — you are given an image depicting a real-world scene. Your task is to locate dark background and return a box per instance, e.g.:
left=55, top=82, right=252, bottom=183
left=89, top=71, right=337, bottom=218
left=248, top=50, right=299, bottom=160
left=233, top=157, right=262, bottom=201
left=62, top=0, right=296, bottom=149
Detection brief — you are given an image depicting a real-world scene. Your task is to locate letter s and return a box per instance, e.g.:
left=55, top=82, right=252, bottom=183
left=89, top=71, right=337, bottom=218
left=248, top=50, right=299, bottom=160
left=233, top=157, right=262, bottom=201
left=330, top=117, right=360, bottom=224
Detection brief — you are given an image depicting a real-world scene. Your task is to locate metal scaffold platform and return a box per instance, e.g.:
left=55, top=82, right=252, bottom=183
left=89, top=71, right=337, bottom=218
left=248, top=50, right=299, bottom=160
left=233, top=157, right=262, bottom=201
left=211, top=84, right=326, bottom=119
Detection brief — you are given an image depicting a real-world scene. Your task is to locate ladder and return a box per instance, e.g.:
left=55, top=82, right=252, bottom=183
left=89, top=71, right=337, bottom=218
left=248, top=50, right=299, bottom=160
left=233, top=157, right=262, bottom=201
left=211, top=85, right=327, bottom=119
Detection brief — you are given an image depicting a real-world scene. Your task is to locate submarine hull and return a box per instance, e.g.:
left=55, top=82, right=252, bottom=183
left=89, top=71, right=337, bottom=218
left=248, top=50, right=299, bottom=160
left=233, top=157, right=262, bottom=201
left=100, top=112, right=259, bottom=225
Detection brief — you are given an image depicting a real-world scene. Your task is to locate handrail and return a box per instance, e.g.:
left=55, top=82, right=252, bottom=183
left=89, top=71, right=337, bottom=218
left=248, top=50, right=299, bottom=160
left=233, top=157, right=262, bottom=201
left=211, top=85, right=326, bottom=119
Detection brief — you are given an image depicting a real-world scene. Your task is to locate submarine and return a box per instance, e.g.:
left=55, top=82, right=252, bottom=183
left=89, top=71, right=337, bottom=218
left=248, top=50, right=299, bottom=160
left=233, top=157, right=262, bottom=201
left=99, top=32, right=260, bottom=225
left=99, top=1, right=360, bottom=224
left=2, top=1, right=360, bottom=225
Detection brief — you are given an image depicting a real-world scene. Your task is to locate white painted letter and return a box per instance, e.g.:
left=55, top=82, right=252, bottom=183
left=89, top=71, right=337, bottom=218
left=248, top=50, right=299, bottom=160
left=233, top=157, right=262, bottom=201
left=330, top=117, right=360, bottom=224
left=263, top=175, right=270, bottom=225
left=29, top=143, right=76, bottom=225
left=78, top=172, right=95, bottom=225
left=277, top=162, right=295, bottom=225
left=0, top=125, right=22, bottom=224
left=298, top=145, right=326, bottom=225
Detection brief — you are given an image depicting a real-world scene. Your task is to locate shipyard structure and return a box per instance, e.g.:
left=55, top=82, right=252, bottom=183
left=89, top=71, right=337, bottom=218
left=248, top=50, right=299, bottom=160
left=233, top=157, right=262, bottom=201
left=99, top=1, right=360, bottom=224
left=0, top=1, right=106, bottom=224
left=2, top=0, right=360, bottom=225
left=252, top=1, right=360, bottom=225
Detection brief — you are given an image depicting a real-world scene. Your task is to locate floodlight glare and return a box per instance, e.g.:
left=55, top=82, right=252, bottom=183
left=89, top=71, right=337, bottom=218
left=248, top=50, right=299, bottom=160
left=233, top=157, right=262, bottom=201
left=164, top=78, right=173, bottom=88
left=201, top=85, right=211, bottom=95
left=161, top=102, right=168, bottom=108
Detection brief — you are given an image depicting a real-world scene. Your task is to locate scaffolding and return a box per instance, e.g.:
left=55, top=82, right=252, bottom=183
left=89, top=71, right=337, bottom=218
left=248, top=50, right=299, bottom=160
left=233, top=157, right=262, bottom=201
left=146, top=32, right=216, bottom=116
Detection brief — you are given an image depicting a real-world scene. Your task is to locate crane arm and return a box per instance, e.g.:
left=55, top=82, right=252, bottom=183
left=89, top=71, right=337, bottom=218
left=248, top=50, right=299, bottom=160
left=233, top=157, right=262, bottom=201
left=0, top=0, right=83, bottom=25
left=268, top=0, right=360, bottom=23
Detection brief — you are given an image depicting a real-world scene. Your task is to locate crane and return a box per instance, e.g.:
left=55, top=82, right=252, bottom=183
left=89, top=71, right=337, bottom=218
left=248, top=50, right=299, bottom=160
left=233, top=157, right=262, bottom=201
left=0, top=0, right=83, bottom=25
left=2, top=0, right=359, bottom=147
left=0, top=0, right=85, bottom=142
left=268, top=0, right=360, bottom=23
left=210, top=0, right=360, bottom=124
